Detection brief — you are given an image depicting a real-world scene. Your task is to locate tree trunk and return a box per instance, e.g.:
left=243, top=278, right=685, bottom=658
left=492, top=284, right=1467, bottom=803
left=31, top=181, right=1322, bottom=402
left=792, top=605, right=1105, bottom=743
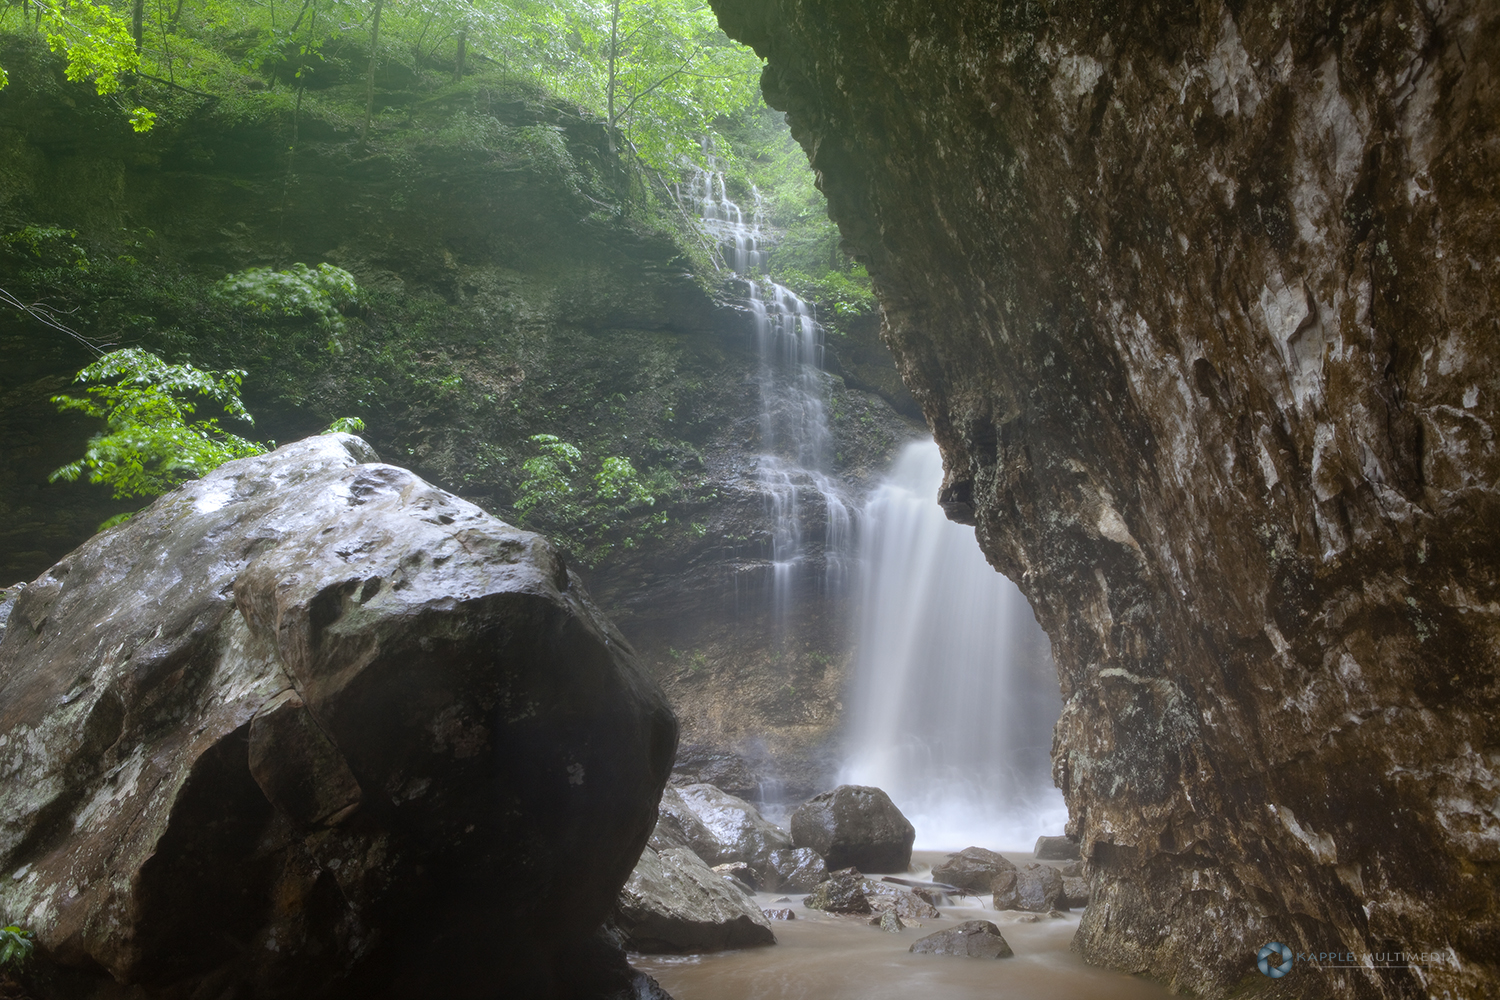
left=454, top=29, right=466, bottom=83
left=360, top=0, right=384, bottom=146
left=132, top=0, right=144, bottom=52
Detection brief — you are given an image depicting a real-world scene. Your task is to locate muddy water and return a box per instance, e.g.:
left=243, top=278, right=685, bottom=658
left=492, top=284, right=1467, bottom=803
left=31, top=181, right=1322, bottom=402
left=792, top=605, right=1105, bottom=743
left=633, top=853, right=1174, bottom=1000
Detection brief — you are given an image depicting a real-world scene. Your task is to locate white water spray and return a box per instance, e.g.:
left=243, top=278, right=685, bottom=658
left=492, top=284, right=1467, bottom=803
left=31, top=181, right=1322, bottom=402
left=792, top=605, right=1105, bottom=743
left=841, top=440, right=1068, bottom=851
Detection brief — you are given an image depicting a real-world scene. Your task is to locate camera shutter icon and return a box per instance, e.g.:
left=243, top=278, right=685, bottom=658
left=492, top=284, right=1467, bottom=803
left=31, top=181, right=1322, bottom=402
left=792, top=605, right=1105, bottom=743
left=1257, top=942, right=1294, bottom=978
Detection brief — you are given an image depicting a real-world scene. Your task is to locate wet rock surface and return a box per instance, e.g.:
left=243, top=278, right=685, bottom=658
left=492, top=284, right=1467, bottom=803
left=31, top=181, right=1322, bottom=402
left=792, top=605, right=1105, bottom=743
left=0, top=434, right=678, bottom=998
left=802, top=867, right=872, bottom=915
left=614, top=846, right=777, bottom=954
left=761, top=846, right=830, bottom=893
left=930, top=847, right=1018, bottom=895
left=1061, top=876, right=1091, bottom=911
left=790, top=785, right=915, bottom=873
left=710, top=0, right=1500, bottom=996
left=992, top=864, right=1065, bottom=914
left=675, top=782, right=793, bottom=867
left=908, top=920, right=1014, bottom=960
left=1033, top=836, right=1080, bottom=861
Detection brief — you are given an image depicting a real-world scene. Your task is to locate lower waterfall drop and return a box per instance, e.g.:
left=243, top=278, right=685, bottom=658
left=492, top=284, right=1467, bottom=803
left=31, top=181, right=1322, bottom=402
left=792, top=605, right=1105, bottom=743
left=841, top=439, right=1068, bottom=850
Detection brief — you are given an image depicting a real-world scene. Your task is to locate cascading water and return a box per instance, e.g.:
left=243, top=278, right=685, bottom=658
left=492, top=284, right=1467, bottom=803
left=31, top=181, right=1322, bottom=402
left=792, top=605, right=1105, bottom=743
left=840, top=440, right=1069, bottom=850
left=684, top=163, right=853, bottom=623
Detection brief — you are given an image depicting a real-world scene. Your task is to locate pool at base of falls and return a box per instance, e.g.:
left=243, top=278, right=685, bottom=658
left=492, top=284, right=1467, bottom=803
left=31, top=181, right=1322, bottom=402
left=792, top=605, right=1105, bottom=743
left=631, top=852, right=1176, bottom=1000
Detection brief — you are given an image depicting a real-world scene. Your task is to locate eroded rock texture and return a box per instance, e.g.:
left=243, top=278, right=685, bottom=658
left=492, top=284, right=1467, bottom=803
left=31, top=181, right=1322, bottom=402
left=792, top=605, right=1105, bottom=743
left=711, top=1, right=1499, bottom=997
left=0, top=434, right=677, bottom=998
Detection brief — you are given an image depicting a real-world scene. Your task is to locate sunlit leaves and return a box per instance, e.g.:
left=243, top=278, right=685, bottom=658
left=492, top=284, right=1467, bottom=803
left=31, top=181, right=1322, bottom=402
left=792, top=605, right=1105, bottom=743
left=50, top=348, right=268, bottom=508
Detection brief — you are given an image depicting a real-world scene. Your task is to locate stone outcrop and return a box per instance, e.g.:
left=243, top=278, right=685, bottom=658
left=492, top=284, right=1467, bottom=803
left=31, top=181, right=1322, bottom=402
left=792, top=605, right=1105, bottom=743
left=709, top=0, right=1500, bottom=997
left=802, top=867, right=872, bottom=914
left=0, top=434, right=677, bottom=998
left=615, top=846, right=777, bottom=953
left=790, top=785, right=915, bottom=873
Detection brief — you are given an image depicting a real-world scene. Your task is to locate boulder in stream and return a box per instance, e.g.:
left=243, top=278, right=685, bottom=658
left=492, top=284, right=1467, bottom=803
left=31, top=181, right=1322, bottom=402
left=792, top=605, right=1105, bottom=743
left=675, top=782, right=792, bottom=866
left=0, top=435, right=678, bottom=998
left=1034, top=835, right=1081, bottom=860
left=1061, top=875, right=1091, bottom=910
left=864, top=879, right=941, bottom=922
left=930, top=846, right=1018, bottom=894
left=790, top=785, right=915, bottom=872
left=909, top=920, right=1014, bottom=959
left=992, top=863, right=1065, bottom=913
left=803, top=867, right=873, bottom=914
left=615, top=846, right=777, bottom=953
left=654, top=784, right=721, bottom=856
left=761, top=847, right=829, bottom=893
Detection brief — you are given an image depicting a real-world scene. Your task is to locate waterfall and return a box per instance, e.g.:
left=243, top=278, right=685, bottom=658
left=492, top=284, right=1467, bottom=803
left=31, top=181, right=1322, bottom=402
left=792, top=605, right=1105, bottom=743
left=684, top=163, right=853, bottom=624
left=840, top=440, right=1068, bottom=851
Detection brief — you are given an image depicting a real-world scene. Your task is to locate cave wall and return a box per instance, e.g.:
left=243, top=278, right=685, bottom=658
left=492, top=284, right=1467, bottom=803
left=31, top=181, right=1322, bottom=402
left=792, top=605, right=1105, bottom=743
left=709, top=0, right=1499, bottom=996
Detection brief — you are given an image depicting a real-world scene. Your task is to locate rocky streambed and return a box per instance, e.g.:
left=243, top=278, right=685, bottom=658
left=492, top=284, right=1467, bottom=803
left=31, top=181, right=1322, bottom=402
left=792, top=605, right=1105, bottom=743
left=613, top=777, right=1175, bottom=1000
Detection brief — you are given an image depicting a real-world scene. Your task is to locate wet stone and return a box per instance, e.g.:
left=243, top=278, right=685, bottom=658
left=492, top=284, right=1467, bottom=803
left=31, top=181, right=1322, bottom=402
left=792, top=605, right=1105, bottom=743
left=909, top=920, right=1014, bottom=959
left=930, top=846, right=1017, bottom=894
left=1034, top=835, right=1081, bottom=861
left=803, top=867, right=872, bottom=914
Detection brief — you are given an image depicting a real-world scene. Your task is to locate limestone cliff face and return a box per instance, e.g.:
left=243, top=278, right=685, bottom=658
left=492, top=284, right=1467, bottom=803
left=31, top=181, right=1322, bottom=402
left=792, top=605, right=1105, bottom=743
left=710, top=1, right=1499, bottom=996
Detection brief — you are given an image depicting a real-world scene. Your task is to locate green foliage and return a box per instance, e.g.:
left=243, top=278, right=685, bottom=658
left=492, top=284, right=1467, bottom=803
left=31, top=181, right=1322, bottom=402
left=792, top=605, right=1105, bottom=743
left=50, top=348, right=268, bottom=512
left=0, top=924, right=35, bottom=968
left=212, top=263, right=359, bottom=333
left=327, top=416, right=366, bottom=434
left=775, top=264, right=876, bottom=316
left=515, top=433, right=672, bottom=564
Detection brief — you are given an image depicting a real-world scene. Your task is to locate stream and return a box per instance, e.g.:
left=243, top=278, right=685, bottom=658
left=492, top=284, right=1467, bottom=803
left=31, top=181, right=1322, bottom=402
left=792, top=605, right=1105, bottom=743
left=634, top=853, right=1176, bottom=1000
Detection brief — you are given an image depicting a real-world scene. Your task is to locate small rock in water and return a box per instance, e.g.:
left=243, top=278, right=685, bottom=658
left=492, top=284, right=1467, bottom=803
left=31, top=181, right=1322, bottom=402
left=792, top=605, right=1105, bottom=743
left=1048, top=910, right=1068, bottom=919
left=773, top=896, right=792, bottom=903
left=909, top=920, right=1014, bottom=958
left=763, top=908, right=797, bottom=921
left=803, top=867, right=872, bottom=914
left=1034, top=835, right=1081, bottom=861
left=873, top=910, right=905, bottom=933
left=863, top=879, right=941, bottom=921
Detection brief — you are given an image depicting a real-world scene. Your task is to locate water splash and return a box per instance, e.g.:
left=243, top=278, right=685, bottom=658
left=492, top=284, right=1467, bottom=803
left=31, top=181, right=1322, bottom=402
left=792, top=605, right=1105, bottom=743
left=840, top=440, right=1068, bottom=851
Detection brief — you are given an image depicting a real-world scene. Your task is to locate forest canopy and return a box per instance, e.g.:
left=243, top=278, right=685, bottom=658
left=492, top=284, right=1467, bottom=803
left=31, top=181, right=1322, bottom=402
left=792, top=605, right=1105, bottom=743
left=0, top=0, right=764, bottom=170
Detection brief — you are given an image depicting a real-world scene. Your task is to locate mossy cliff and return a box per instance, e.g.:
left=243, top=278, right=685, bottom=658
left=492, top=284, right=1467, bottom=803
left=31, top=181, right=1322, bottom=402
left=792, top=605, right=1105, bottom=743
left=709, top=1, right=1499, bottom=997
left=0, top=35, right=923, bottom=800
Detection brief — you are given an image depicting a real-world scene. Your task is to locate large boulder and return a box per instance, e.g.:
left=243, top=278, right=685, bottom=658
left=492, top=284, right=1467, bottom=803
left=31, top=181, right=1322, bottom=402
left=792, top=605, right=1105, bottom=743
left=1034, top=836, right=1080, bottom=861
left=651, top=786, right=718, bottom=854
left=614, top=846, right=777, bottom=953
left=930, top=846, right=1017, bottom=894
left=992, top=864, right=1065, bottom=913
left=790, top=785, right=915, bottom=873
left=674, top=782, right=792, bottom=867
left=909, top=921, right=1014, bottom=959
left=0, top=435, right=678, bottom=999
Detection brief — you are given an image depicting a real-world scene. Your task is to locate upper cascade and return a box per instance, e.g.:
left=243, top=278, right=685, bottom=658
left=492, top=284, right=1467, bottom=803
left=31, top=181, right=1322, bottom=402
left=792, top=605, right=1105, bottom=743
left=682, top=161, right=852, bottom=622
